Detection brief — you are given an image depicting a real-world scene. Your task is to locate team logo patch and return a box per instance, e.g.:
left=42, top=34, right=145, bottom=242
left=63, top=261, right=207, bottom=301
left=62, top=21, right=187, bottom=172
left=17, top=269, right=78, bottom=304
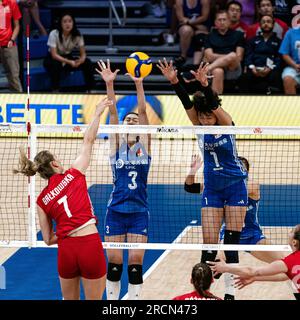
left=116, top=159, right=124, bottom=169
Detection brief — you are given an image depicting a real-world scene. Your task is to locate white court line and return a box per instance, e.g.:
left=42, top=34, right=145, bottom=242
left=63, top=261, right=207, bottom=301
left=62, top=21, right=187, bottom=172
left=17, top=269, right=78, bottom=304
left=121, top=225, right=193, bottom=300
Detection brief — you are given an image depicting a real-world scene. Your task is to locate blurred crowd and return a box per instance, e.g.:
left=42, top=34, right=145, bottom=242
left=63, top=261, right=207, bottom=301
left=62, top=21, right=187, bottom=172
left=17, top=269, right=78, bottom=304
left=154, top=0, right=300, bottom=95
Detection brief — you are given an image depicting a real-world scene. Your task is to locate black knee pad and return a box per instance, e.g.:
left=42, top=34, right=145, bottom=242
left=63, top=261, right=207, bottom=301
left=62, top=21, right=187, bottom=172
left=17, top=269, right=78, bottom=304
left=224, top=230, right=241, bottom=263
left=201, top=250, right=217, bottom=263
left=193, top=33, right=207, bottom=51
left=107, top=263, right=123, bottom=282
left=128, top=264, right=143, bottom=285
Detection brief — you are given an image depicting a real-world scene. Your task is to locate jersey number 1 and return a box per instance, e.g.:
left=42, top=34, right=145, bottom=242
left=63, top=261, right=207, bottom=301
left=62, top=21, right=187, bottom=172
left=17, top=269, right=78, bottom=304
left=58, top=195, right=72, bottom=218
left=210, top=151, right=221, bottom=168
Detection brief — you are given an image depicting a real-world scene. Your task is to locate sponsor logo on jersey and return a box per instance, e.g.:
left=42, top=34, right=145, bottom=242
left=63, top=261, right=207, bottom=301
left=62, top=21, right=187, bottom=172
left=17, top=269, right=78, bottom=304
left=115, top=158, right=148, bottom=168
left=116, top=159, right=125, bottom=169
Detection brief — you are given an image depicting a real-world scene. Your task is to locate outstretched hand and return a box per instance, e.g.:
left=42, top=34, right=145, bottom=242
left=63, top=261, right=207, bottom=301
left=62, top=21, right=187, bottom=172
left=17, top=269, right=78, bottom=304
left=96, top=59, right=119, bottom=83
left=207, top=259, right=227, bottom=277
left=95, top=97, right=113, bottom=116
left=190, top=155, right=203, bottom=173
left=234, top=276, right=255, bottom=290
left=125, top=73, right=144, bottom=84
left=190, top=62, right=212, bottom=87
left=156, top=58, right=178, bottom=84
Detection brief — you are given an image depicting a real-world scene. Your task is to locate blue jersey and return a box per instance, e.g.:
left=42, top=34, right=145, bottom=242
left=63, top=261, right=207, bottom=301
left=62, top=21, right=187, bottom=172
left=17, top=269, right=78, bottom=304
left=107, top=141, right=151, bottom=213
left=220, top=197, right=263, bottom=240
left=197, top=134, right=247, bottom=191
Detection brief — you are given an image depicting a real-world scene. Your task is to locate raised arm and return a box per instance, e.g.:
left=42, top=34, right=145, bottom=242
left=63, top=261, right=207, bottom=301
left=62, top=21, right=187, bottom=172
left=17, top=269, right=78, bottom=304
left=191, top=62, right=233, bottom=125
left=96, top=59, right=119, bottom=124
left=125, top=74, right=149, bottom=125
left=126, top=73, right=151, bottom=153
left=157, top=58, right=199, bottom=125
left=71, top=98, right=112, bottom=173
left=184, top=155, right=204, bottom=193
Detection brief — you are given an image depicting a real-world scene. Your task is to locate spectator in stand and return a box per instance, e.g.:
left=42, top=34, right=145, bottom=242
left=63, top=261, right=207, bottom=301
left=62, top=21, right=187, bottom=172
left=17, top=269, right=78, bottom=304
left=204, top=10, right=245, bottom=94
left=239, top=14, right=282, bottom=94
left=226, top=1, right=249, bottom=36
left=43, top=12, right=95, bottom=92
left=174, top=0, right=210, bottom=66
left=273, top=0, right=298, bottom=26
left=247, top=0, right=289, bottom=40
left=209, top=0, right=227, bottom=24
left=0, top=0, right=23, bottom=92
left=279, top=27, right=300, bottom=94
left=18, top=0, right=47, bottom=36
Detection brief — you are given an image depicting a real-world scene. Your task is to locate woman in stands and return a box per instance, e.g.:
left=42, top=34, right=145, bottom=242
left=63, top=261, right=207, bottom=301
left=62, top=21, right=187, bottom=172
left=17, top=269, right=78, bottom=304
left=13, top=98, right=112, bottom=300
left=43, top=12, right=95, bottom=92
left=173, top=262, right=222, bottom=300
left=175, top=0, right=210, bottom=66
left=158, top=59, right=248, bottom=300
left=96, top=59, right=151, bottom=300
left=209, top=225, right=300, bottom=300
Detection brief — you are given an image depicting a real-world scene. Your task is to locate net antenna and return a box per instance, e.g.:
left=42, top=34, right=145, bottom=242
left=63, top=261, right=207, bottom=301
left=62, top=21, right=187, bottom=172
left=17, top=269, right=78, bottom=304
left=25, top=23, right=37, bottom=248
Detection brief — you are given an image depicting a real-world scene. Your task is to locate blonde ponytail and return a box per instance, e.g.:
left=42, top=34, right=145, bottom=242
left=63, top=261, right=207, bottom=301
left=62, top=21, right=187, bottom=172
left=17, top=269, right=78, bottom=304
left=13, top=146, right=38, bottom=177
left=13, top=147, right=56, bottom=180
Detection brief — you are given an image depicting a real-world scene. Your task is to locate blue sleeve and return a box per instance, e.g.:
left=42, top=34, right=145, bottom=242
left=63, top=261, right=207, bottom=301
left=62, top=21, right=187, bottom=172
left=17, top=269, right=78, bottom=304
left=279, top=30, right=291, bottom=55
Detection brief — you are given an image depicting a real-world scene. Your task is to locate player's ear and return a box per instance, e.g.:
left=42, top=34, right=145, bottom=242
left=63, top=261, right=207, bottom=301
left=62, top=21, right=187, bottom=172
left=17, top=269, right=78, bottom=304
left=50, top=160, right=60, bottom=168
left=292, top=239, right=298, bottom=249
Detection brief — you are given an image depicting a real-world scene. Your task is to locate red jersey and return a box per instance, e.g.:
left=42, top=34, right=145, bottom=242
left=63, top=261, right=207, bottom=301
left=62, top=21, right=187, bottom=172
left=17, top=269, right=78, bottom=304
left=173, top=290, right=222, bottom=300
left=0, top=0, right=21, bottom=46
left=246, top=18, right=288, bottom=40
left=282, top=251, right=300, bottom=294
left=37, top=168, right=97, bottom=239
left=230, top=21, right=249, bottom=36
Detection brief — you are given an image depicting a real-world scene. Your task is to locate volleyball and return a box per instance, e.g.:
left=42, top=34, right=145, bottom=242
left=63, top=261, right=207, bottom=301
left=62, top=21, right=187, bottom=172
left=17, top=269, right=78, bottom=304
left=126, top=52, right=152, bottom=78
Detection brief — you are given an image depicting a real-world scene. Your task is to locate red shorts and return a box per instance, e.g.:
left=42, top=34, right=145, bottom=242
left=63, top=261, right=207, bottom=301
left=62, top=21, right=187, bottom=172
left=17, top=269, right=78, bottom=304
left=57, top=233, right=106, bottom=279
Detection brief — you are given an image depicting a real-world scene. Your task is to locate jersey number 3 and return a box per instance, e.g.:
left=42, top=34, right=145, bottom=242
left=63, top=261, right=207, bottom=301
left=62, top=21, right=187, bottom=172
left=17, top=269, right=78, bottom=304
left=128, top=171, right=138, bottom=190
left=58, top=195, right=73, bottom=218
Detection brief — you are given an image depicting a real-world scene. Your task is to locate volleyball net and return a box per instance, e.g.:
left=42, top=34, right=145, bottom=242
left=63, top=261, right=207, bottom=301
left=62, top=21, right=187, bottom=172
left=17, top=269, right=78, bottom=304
left=0, top=123, right=299, bottom=252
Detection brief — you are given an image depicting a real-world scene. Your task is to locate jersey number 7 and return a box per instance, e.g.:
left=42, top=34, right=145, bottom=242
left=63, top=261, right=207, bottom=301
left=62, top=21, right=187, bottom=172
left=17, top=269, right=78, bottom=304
left=58, top=195, right=73, bottom=218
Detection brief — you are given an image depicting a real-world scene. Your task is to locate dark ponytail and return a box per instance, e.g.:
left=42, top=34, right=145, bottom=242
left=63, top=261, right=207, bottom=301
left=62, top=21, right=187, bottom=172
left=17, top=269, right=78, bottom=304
left=191, top=263, right=215, bottom=299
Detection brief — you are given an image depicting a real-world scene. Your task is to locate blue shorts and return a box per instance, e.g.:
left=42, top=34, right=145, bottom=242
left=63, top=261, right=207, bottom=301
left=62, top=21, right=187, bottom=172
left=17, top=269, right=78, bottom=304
left=282, top=66, right=300, bottom=85
left=239, top=230, right=266, bottom=245
left=202, top=179, right=248, bottom=208
left=104, top=209, right=149, bottom=237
